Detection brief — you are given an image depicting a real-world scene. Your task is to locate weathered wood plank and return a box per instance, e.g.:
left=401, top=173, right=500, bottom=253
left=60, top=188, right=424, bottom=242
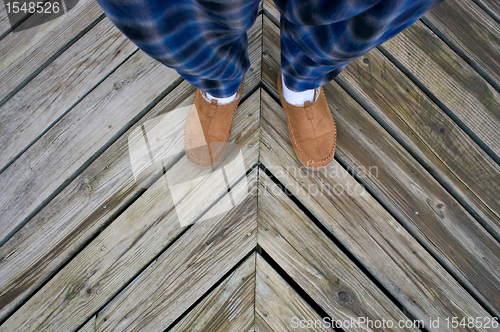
left=77, top=316, right=95, bottom=332
left=0, top=18, right=261, bottom=321
left=0, top=17, right=136, bottom=171
left=0, top=51, right=181, bottom=244
left=170, top=253, right=256, bottom=332
left=424, top=0, right=500, bottom=89
left=0, top=81, right=192, bottom=321
left=256, top=254, right=335, bottom=331
left=263, top=0, right=500, bottom=243
left=94, top=169, right=258, bottom=332
left=263, top=17, right=500, bottom=316
left=0, top=0, right=103, bottom=103
left=258, top=171, right=415, bottom=332
left=255, top=313, right=275, bottom=332
left=474, top=0, right=500, bottom=23
left=381, top=20, right=500, bottom=159
left=259, top=88, right=493, bottom=330
left=262, top=0, right=279, bottom=25
left=262, top=15, right=500, bottom=315
left=0, top=2, right=10, bottom=37
left=339, top=48, right=500, bottom=240
left=0, top=123, right=258, bottom=332
left=0, top=0, right=49, bottom=38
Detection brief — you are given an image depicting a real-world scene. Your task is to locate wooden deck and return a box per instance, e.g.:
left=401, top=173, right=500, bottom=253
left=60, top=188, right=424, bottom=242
left=0, top=0, right=499, bottom=331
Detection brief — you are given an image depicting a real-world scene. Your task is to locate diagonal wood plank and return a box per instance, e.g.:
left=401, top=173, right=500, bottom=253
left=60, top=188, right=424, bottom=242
left=0, top=122, right=258, bottom=332
left=0, top=17, right=262, bottom=322
left=474, top=0, right=500, bottom=23
left=258, top=169, right=415, bottom=332
left=0, top=0, right=103, bottom=103
left=381, top=20, right=500, bottom=160
left=0, top=17, right=136, bottom=171
left=423, top=0, right=500, bottom=90
left=0, top=2, right=10, bottom=38
left=255, top=314, right=275, bottom=332
left=1, top=3, right=499, bottom=332
left=259, top=88, right=493, bottom=329
left=77, top=316, right=95, bottom=332
left=0, top=81, right=193, bottom=322
left=261, top=15, right=500, bottom=316
left=263, top=0, right=500, bottom=247
left=0, top=51, right=181, bottom=244
left=170, top=253, right=256, bottom=332
left=255, top=255, right=334, bottom=332
left=0, top=80, right=260, bottom=324
left=338, top=47, right=500, bottom=241
left=94, top=169, right=258, bottom=332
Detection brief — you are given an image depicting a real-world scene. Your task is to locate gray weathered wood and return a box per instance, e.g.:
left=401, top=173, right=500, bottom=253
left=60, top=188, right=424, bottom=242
left=0, top=18, right=262, bottom=322
left=424, top=0, right=500, bottom=89
left=0, top=51, right=181, bottom=244
left=474, top=0, right=500, bottom=23
left=263, top=0, right=500, bottom=243
left=0, top=17, right=136, bottom=171
left=262, top=14, right=500, bottom=315
left=0, top=133, right=258, bottom=332
left=381, top=20, right=500, bottom=159
left=263, top=0, right=279, bottom=26
left=94, top=169, right=258, bottom=332
left=259, top=88, right=493, bottom=330
left=258, top=171, right=416, bottom=332
left=256, top=250, right=333, bottom=331
left=77, top=316, right=95, bottom=332
left=0, top=2, right=10, bottom=37
left=170, top=253, right=256, bottom=332
left=338, top=47, right=500, bottom=241
left=255, top=314, right=275, bottom=332
left=0, top=0, right=103, bottom=102
left=0, top=81, right=193, bottom=321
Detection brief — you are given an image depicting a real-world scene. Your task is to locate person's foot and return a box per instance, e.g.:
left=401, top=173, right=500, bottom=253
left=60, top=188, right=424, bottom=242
left=184, top=81, right=244, bottom=169
left=278, top=72, right=336, bottom=170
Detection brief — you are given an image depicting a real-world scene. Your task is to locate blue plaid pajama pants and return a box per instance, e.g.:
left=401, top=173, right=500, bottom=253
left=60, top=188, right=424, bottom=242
left=97, top=0, right=443, bottom=97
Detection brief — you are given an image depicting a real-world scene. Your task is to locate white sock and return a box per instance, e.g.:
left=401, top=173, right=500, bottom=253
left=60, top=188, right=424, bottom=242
left=282, top=73, right=315, bottom=106
left=205, top=91, right=237, bottom=105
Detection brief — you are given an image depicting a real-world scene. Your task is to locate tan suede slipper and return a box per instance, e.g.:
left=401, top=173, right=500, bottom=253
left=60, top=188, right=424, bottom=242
left=278, top=73, right=336, bottom=170
left=184, top=81, right=244, bottom=169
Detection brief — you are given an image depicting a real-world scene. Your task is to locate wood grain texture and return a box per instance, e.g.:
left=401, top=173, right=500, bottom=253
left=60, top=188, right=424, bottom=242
left=255, top=255, right=334, bottom=332
left=0, top=17, right=261, bottom=322
left=0, top=129, right=258, bottom=332
left=255, top=313, right=275, bottom=332
left=262, top=0, right=279, bottom=25
left=338, top=47, right=500, bottom=240
left=0, top=2, right=10, bottom=37
left=0, top=51, right=181, bottom=243
left=0, top=81, right=193, bottom=322
left=0, top=0, right=103, bottom=102
left=263, top=0, right=500, bottom=242
left=381, top=20, right=500, bottom=159
left=474, top=0, right=500, bottom=23
left=170, top=253, right=256, bottom=332
left=259, top=88, right=493, bottom=330
left=0, top=0, right=46, bottom=38
left=0, top=17, right=136, bottom=171
left=262, top=14, right=500, bottom=315
left=94, top=169, right=258, bottom=332
left=258, top=171, right=414, bottom=332
left=424, top=0, right=500, bottom=89
left=0, top=86, right=260, bottom=324
left=77, top=316, right=95, bottom=332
